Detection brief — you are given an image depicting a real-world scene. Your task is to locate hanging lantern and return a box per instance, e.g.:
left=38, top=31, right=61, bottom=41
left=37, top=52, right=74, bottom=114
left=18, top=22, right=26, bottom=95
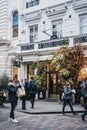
left=16, top=60, right=20, bottom=67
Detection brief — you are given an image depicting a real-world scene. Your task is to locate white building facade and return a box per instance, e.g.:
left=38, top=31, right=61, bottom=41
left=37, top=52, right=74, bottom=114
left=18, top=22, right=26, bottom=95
left=0, top=0, right=87, bottom=98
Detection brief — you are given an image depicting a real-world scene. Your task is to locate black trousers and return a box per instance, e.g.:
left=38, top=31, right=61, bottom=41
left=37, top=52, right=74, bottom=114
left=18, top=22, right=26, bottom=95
left=62, top=99, right=74, bottom=113
left=10, top=101, right=17, bottom=119
left=82, top=105, right=87, bottom=118
left=30, top=94, right=35, bottom=108
left=22, top=96, right=26, bottom=110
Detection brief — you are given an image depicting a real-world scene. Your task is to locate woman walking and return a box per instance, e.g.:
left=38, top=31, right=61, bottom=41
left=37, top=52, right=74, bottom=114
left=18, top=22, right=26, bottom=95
left=7, top=80, right=19, bottom=123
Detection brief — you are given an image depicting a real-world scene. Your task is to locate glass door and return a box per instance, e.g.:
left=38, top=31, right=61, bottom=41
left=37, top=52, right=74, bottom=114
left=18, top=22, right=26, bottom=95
left=48, top=71, right=58, bottom=97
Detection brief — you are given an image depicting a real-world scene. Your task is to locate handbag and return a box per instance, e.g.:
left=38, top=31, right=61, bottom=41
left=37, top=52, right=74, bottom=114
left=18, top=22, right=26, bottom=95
left=16, top=87, right=26, bottom=98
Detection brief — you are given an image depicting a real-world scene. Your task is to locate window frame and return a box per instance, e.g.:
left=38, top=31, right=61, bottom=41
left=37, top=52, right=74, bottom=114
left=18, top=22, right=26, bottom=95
left=12, top=11, right=18, bottom=38
left=52, top=19, right=63, bottom=38
left=29, top=24, right=38, bottom=43
left=79, top=13, right=87, bottom=35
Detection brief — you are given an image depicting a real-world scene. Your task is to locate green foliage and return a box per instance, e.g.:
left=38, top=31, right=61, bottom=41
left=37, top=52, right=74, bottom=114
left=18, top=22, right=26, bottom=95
left=32, top=61, right=47, bottom=90
left=63, top=38, right=69, bottom=45
left=50, top=45, right=84, bottom=85
left=0, top=74, right=9, bottom=90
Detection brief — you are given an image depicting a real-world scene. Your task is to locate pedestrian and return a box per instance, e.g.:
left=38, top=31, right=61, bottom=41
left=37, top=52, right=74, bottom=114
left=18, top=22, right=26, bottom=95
left=20, top=79, right=26, bottom=110
left=71, top=85, right=76, bottom=105
left=24, top=78, right=30, bottom=101
left=80, top=79, right=87, bottom=95
left=62, top=82, right=76, bottom=115
left=7, top=80, right=19, bottom=123
left=81, top=86, right=87, bottom=121
left=28, top=76, right=37, bottom=108
left=80, top=79, right=87, bottom=107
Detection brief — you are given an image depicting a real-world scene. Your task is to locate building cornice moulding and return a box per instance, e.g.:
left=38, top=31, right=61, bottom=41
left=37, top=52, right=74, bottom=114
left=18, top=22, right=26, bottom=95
left=24, top=10, right=42, bottom=22
left=73, top=0, right=87, bottom=11
left=0, top=40, right=10, bottom=46
left=22, top=0, right=73, bottom=22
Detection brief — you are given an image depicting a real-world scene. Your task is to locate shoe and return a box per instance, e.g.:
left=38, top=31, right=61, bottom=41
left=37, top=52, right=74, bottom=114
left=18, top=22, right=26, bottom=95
left=12, top=119, right=19, bottom=123
left=63, top=112, right=65, bottom=115
left=22, top=108, right=26, bottom=110
left=8, top=118, right=13, bottom=121
left=81, top=115, right=85, bottom=121
left=31, top=105, right=34, bottom=109
left=73, top=112, right=76, bottom=115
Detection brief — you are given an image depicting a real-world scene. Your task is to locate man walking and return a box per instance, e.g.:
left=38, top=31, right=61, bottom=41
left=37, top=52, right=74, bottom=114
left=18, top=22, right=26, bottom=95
left=81, top=86, right=87, bottom=121
left=28, top=77, right=37, bottom=108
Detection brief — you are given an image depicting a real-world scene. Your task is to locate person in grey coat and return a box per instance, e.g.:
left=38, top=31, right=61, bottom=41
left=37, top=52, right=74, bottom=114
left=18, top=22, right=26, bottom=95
left=62, top=83, right=76, bottom=115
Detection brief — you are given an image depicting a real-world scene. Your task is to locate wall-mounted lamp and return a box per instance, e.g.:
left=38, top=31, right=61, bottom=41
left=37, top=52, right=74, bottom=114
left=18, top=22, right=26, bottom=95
left=15, top=56, right=23, bottom=67
left=69, top=15, right=72, bottom=18
left=43, top=21, right=46, bottom=32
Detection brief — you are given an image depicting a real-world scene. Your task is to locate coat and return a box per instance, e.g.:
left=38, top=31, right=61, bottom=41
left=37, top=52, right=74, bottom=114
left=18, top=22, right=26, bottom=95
left=63, top=87, right=72, bottom=100
left=7, top=84, right=18, bottom=102
left=28, top=80, right=37, bottom=94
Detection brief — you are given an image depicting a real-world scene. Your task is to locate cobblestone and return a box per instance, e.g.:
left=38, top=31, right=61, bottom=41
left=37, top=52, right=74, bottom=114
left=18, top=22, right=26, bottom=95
left=0, top=100, right=87, bottom=130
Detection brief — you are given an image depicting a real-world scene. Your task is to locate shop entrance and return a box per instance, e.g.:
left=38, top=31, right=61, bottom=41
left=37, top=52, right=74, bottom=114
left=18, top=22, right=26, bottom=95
left=47, top=71, right=59, bottom=98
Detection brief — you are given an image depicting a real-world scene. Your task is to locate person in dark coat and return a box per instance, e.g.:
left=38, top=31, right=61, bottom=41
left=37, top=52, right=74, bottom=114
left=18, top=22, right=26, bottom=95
left=7, top=80, right=19, bottom=123
left=81, top=86, right=87, bottom=121
left=24, top=79, right=30, bottom=101
left=28, top=77, right=37, bottom=108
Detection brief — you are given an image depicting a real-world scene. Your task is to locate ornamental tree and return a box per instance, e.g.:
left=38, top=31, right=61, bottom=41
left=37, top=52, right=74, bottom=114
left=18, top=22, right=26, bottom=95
left=50, top=45, right=84, bottom=85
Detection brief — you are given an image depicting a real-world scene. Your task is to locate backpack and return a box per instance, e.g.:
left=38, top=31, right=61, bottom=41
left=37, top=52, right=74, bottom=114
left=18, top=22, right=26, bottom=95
left=30, top=82, right=37, bottom=92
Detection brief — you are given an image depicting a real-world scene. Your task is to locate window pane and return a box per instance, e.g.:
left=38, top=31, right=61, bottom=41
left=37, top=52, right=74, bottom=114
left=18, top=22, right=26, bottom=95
left=52, top=20, right=63, bottom=38
left=13, top=28, right=18, bottom=37
left=79, top=14, right=87, bottom=34
left=30, top=36, right=33, bottom=43
left=80, top=26, right=86, bottom=34
left=30, top=28, right=33, bottom=33
left=13, top=11, right=18, bottom=37
left=29, top=25, right=38, bottom=43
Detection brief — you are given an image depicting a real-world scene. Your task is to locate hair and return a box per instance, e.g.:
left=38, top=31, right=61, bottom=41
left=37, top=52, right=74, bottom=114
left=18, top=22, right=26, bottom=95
left=30, top=77, right=33, bottom=80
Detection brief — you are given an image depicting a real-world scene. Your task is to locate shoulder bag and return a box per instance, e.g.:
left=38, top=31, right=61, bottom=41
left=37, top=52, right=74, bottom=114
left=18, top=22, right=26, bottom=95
left=16, top=87, right=26, bottom=98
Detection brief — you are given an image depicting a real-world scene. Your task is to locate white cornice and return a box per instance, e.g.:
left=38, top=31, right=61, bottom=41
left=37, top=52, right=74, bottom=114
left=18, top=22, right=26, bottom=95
left=73, top=0, right=87, bottom=11
left=25, top=10, right=42, bottom=22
